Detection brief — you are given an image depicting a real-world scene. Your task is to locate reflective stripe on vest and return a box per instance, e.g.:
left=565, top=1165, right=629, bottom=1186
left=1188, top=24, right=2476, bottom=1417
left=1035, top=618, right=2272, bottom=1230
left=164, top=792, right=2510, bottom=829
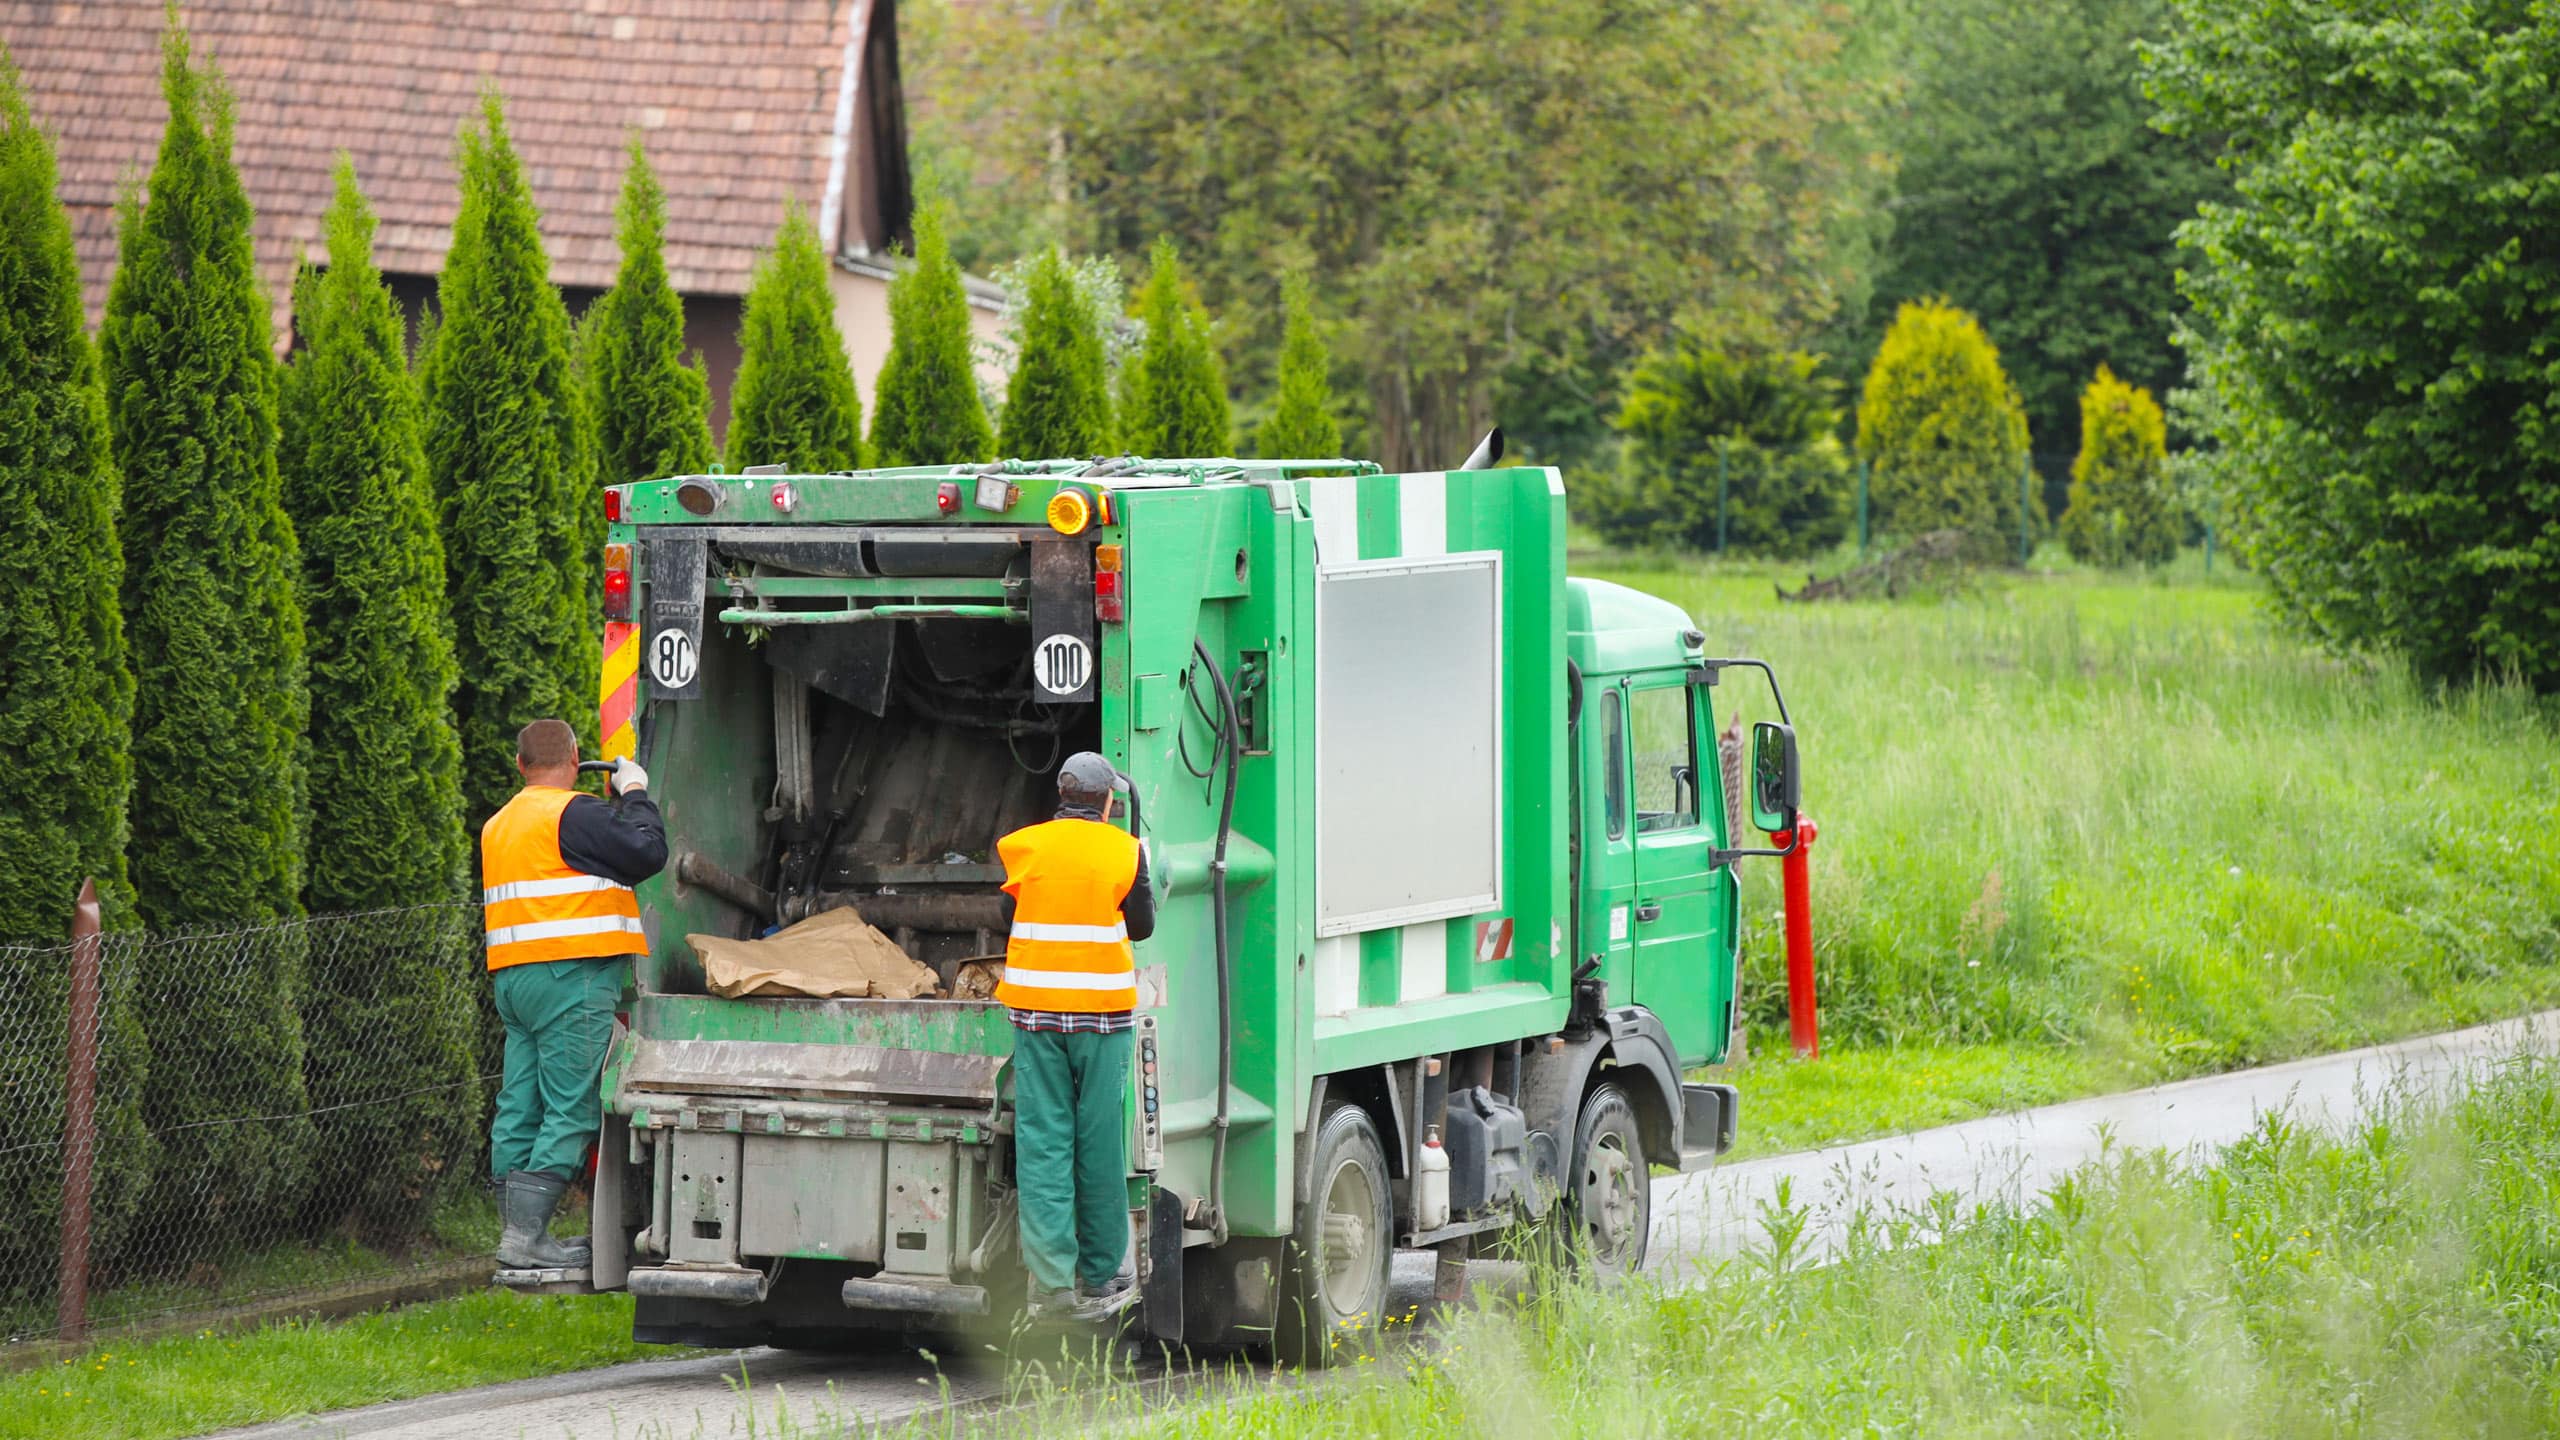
left=480, top=786, right=643, bottom=971
left=993, top=817, right=1140, bottom=1013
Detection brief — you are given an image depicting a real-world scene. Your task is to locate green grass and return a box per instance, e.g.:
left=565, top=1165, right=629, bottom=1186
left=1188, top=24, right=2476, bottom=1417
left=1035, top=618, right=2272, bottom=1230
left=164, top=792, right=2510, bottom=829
left=1089, top=1053, right=2560, bottom=1437
left=1709, top=1041, right=2090, bottom=1160
left=1585, top=548, right=2559, bottom=1150
left=0, top=1288, right=680, bottom=1440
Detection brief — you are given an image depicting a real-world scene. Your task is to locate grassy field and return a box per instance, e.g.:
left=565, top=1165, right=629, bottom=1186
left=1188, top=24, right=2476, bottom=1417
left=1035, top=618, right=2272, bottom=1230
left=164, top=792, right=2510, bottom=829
left=1591, top=547, right=2560, bottom=1151
left=1055, top=1052, right=2560, bottom=1437
left=0, top=1289, right=673, bottom=1440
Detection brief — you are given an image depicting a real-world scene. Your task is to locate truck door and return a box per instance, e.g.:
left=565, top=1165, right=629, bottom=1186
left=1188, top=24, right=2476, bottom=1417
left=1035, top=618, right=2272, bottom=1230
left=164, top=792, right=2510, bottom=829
left=1625, top=676, right=1725, bottom=1065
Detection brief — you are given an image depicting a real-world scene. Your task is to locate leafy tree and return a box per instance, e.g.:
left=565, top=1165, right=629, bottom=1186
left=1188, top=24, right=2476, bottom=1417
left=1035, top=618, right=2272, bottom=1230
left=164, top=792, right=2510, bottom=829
left=100, top=24, right=312, bottom=1240
left=0, top=41, right=152, bottom=1291
left=1845, top=0, right=2223, bottom=511
left=997, top=247, right=1110, bottom=458
left=423, top=92, right=596, bottom=824
left=957, top=0, right=1893, bottom=470
left=1592, top=341, right=1852, bottom=559
left=2150, top=0, right=2560, bottom=689
left=2058, top=365, right=2177, bottom=567
left=280, top=160, right=477, bottom=1238
left=870, top=204, right=992, bottom=466
left=728, top=203, right=864, bottom=471
left=1856, top=299, right=2034, bottom=553
left=586, top=139, right=713, bottom=486
left=1121, top=239, right=1230, bottom=458
left=1256, top=273, right=1341, bottom=460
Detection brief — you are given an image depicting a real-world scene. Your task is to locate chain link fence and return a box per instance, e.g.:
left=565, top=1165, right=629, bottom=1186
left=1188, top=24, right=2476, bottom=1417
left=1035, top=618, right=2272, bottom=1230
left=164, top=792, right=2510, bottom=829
left=0, top=902, right=499, bottom=1347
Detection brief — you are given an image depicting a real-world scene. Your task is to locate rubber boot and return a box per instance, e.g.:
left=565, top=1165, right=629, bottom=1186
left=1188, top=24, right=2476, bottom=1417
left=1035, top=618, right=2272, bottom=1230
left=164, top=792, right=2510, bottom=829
left=496, top=1170, right=592, bottom=1270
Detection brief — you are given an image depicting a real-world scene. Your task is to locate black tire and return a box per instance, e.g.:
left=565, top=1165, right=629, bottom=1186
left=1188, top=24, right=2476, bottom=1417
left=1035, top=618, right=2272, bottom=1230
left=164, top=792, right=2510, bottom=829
left=1564, top=1084, right=1650, bottom=1279
left=1274, top=1104, right=1393, bottom=1367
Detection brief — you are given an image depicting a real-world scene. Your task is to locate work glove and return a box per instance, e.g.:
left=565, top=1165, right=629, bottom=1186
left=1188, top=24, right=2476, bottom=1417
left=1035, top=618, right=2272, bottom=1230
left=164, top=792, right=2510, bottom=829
left=610, top=757, right=650, bottom=796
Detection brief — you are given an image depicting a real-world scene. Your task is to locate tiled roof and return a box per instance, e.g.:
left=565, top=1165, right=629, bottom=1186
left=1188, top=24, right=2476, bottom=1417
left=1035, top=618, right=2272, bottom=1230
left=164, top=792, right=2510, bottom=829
left=6, top=0, right=886, bottom=324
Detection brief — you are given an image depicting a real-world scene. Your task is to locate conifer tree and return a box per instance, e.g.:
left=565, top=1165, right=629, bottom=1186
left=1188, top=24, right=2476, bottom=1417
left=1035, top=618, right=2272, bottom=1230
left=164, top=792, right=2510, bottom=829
left=1122, top=239, right=1231, bottom=458
left=0, top=41, right=153, bottom=1288
left=99, top=24, right=312, bottom=1239
left=587, top=139, right=713, bottom=486
left=280, top=160, right=477, bottom=1238
left=2058, top=365, right=2178, bottom=568
left=424, top=92, right=596, bottom=825
left=1255, top=274, right=1341, bottom=459
left=1855, top=298, right=2034, bottom=554
left=727, top=203, right=864, bottom=471
left=870, top=204, right=993, bottom=466
left=998, top=248, right=1110, bottom=459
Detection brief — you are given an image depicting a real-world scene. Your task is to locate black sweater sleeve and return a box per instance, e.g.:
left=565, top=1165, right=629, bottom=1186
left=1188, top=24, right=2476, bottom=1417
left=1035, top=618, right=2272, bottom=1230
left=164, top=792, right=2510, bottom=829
left=1122, top=845, right=1157, bottom=942
left=559, top=792, right=670, bottom=887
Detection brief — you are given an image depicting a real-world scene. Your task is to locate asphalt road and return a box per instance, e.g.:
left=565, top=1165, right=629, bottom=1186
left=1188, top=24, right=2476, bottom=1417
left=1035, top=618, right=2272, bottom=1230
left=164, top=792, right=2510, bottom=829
left=215, top=1010, right=2558, bottom=1440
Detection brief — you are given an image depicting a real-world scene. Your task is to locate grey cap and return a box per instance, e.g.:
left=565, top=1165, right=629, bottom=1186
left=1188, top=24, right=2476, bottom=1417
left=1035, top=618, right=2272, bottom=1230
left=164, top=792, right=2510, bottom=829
left=1056, top=751, right=1121, bottom=805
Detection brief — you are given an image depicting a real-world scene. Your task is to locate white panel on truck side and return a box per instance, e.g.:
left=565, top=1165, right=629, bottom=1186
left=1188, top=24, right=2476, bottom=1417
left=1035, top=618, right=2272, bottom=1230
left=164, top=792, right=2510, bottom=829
left=1314, top=550, right=1503, bottom=937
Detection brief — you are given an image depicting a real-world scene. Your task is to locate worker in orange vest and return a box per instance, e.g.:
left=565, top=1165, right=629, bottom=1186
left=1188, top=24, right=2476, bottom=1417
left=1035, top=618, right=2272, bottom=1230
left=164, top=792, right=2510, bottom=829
left=482, top=718, right=668, bottom=1271
left=993, top=751, right=1155, bottom=1320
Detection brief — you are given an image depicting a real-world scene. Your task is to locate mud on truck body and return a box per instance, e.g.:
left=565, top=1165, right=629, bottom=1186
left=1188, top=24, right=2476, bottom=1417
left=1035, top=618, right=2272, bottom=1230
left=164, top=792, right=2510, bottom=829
left=576, top=452, right=1801, bottom=1362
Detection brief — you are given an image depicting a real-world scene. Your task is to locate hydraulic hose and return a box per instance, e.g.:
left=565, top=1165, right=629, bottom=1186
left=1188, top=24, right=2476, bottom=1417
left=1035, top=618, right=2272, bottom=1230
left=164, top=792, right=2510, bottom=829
left=1192, top=637, right=1242, bottom=1245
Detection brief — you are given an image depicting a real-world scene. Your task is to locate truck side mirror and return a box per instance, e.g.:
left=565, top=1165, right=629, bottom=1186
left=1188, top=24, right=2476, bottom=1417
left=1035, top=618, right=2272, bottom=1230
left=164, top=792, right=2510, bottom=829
left=1750, top=721, right=1799, bottom=834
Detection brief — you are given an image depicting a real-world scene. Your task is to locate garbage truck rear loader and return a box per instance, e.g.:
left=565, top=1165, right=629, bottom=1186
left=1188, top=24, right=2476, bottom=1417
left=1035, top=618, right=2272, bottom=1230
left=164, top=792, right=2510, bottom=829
left=579, top=452, right=1800, bottom=1359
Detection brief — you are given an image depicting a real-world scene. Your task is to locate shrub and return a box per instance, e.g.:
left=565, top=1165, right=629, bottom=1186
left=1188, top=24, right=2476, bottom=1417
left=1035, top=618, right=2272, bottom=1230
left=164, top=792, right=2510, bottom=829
left=997, top=248, right=1110, bottom=459
left=1595, top=341, right=1852, bottom=558
left=99, top=23, right=312, bottom=1244
left=422, top=92, right=596, bottom=826
left=2151, top=0, right=2560, bottom=688
left=870, top=203, right=993, bottom=466
left=279, top=161, right=478, bottom=1239
left=585, top=139, right=713, bottom=487
left=727, top=203, right=864, bottom=472
left=1120, top=238, right=1231, bottom=459
left=1255, top=273, right=1342, bottom=460
left=2059, top=365, right=2178, bottom=567
left=0, top=42, right=152, bottom=1290
left=1856, top=298, right=2034, bottom=555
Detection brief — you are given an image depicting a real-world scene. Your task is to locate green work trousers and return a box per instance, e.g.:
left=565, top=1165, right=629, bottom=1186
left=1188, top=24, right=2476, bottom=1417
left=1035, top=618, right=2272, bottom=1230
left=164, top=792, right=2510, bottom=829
left=1009, top=1025, right=1135, bottom=1293
left=490, top=956, right=627, bottom=1179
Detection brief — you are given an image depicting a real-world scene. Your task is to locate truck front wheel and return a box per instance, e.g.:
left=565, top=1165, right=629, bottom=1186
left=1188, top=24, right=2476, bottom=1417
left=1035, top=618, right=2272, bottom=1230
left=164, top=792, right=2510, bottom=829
left=1565, top=1084, right=1650, bottom=1279
left=1275, top=1104, right=1393, bottom=1366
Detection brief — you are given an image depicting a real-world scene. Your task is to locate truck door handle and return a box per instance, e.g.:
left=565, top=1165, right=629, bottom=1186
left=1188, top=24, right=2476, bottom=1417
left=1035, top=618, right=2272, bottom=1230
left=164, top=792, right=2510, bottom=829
left=1634, top=902, right=1662, bottom=923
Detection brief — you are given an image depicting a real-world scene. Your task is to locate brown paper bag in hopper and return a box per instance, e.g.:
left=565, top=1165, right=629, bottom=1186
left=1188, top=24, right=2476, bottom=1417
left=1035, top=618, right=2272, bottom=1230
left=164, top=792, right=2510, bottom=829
left=688, top=905, right=942, bottom=1000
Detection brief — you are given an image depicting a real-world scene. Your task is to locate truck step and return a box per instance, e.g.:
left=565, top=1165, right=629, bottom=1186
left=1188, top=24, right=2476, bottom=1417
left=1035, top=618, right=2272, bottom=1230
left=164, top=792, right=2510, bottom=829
left=490, top=1265, right=593, bottom=1295
left=839, top=1277, right=989, bottom=1316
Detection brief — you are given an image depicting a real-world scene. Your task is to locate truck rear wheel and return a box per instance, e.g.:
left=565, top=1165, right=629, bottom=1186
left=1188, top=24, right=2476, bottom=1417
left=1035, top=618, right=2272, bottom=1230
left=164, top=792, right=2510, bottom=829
left=1275, top=1104, right=1392, bottom=1367
left=1565, top=1084, right=1650, bottom=1279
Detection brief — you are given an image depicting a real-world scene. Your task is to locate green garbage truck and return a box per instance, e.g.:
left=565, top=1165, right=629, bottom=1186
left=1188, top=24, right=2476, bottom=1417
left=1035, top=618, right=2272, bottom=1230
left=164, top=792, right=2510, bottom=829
left=573, top=440, right=1801, bottom=1360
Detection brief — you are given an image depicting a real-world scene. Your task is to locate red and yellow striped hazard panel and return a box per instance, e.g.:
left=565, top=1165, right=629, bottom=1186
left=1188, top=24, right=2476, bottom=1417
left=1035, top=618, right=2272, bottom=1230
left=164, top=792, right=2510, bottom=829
left=599, top=620, right=640, bottom=761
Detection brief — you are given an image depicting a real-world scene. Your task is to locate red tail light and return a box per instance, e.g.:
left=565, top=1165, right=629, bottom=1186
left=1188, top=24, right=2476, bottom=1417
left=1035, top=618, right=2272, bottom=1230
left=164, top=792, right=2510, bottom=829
left=603, top=543, right=633, bottom=620
left=935, top=481, right=961, bottom=514
left=603, top=486, right=624, bottom=522
left=1094, top=568, right=1124, bottom=623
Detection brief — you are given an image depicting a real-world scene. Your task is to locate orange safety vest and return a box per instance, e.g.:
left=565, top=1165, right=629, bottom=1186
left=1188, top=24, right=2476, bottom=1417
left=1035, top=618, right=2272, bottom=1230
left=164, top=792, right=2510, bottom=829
left=993, top=817, right=1141, bottom=1012
left=481, top=786, right=645, bottom=971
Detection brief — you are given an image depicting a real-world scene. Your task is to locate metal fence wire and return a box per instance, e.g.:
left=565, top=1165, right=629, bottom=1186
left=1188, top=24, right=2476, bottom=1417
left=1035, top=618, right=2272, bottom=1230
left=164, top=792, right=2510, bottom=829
left=0, top=902, right=497, bottom=1346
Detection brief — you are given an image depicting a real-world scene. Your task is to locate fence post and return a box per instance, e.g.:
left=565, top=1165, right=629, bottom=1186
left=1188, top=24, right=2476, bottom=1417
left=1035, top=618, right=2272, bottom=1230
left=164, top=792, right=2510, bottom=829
left=2204, top=522, right=2215, bottom=576
left=59, top=877, right=102, bottom=1343
left=1856, top=457, right=1869, bottom=557
left=2019, top=455, right=2033, bottom=566
left=1716, top=441, right=1730, bottom=555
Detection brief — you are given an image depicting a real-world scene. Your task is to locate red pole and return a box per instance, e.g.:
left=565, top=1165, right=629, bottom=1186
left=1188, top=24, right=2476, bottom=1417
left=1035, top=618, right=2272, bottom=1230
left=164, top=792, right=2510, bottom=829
left=1779, top=820, right=1819, bottom=1059
left=59, top=878, right=103, bottom=1342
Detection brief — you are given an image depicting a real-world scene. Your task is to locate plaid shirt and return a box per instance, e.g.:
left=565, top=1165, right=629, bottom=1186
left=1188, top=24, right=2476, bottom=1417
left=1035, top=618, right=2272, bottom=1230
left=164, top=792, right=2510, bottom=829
left=1009, top=1008, right=1138, bottom=1035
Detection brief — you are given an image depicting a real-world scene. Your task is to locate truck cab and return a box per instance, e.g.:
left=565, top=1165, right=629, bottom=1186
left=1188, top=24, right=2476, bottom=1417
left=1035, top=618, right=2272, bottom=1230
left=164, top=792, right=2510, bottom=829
left=571, top=455, right=1798, bottom=1360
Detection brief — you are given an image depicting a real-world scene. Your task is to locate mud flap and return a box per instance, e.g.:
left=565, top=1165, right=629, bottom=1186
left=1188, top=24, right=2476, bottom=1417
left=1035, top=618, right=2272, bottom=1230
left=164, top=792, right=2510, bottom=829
left=1141, top=1185, right=1185, bottom=1343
